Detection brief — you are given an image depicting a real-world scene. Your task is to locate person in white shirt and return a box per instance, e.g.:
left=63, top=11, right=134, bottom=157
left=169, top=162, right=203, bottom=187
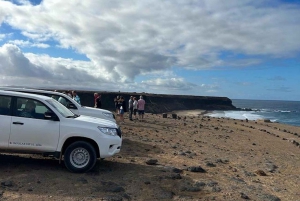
left=137, top=96, right=146, bottom=121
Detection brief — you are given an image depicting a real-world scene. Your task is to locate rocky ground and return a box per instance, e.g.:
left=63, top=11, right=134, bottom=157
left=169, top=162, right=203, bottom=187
left=1, top=110, right=300, bottom=201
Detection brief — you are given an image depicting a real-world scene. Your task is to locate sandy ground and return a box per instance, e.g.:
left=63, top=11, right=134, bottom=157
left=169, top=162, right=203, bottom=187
left=1, top=110, right=300, bottom=201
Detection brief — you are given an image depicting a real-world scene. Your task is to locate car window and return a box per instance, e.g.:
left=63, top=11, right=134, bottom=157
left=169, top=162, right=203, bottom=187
left=0, top=95, right=12, bottom=116
left=15, top=97, right=52, bottom=120
left=52, top=95, right=73, bottom=108
left=31, top=92, right=76, bottom=109
left=46, top=99, right=75, bottom=118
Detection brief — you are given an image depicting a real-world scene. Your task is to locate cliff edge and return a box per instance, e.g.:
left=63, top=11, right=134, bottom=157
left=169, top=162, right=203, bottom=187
left=77, top=91, right=237, bottom=113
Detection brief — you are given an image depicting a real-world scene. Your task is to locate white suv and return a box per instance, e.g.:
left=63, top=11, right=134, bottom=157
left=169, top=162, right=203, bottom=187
left=0, top=90, right=122, bottom=173
left=0, top=87, right=116, bottom=123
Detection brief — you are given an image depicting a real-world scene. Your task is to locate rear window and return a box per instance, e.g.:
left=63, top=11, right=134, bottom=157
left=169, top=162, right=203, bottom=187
left=0, top=95, right=12, bottom=116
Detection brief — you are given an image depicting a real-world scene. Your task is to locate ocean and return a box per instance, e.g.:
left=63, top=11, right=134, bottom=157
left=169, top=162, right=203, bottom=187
left=206, top=99, right=300, bottom=127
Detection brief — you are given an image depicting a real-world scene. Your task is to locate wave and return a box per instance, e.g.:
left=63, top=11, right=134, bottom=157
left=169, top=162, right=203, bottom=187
left=206, top=111, right=265, bottom=121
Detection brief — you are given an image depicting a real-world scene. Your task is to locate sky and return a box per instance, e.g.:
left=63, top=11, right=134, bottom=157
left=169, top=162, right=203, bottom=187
left=0, top=0, right=299, bottom=101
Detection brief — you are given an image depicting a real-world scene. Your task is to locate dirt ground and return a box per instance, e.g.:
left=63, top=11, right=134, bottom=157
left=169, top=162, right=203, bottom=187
left=1, top=111, right=300, bottom=201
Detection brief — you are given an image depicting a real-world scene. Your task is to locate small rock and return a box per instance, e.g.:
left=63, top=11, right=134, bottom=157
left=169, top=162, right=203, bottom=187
left=260, top=193, right=281, bottom=201
left=185, top=187, right=201, bottom=192
left=207, top=181, right=218, bottom=187
left=1, top=181, right=13, bottom=187
left=240, top=192, right=250, bottom=199
left=194, top=181, right=206, bottom=187
left=206, top=162, right=216, bottom=167
left=255, top=170, right=267, bottom=176
left=211, top=186, right=221, bottom=192
left=187, top=166, right=206, bottom=173
left=146, top=159, right=158, bottom=165
left=110, top=186, right=125, bottom=193
left=171, top=167, right=183, bottom=173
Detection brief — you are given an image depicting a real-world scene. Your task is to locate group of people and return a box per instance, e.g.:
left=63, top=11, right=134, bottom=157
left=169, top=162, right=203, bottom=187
left=57, top=90, right=82, bottom=105
left=56, top=90, right=102, bottom=108
left=114, top=95, right=146, bottom=123
left=54, top=90, right=146, bottom=124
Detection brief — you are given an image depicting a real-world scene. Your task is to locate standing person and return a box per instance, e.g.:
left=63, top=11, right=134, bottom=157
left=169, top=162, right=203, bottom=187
left=119, top=97, right=125, bottom=123
left=94, top=93, right=102, bottom=108
left=119, top=96, right=127, bottom=113
left=128, top=96, right=133, bottom=121
left=114, top=96, right=120, bottom=114
left=137, top=96, right=146, bottom=121
left=67, top=90, right=73, bottom=98
left=133, top=97, right=138, bottom=120
left=72, top=91, right=81, bottom=105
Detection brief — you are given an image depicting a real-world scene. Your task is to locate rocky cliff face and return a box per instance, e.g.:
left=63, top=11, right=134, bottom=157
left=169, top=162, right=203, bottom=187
left=77, top=91, right=236, bottom=113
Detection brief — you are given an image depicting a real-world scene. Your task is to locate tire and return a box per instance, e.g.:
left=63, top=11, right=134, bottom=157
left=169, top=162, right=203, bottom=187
left=64, top=141, right=97, bottom=173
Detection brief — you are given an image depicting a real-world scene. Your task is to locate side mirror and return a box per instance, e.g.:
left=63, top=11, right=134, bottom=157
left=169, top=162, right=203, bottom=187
left=68, top=103, right=76, bottom=109
left=44, top=111, right=59, bottom=121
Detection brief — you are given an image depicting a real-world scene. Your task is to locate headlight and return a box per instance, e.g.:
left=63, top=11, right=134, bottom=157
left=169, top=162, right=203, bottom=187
left=102, top=112, right=114, bottom=119
left=98, top=127, right=117, bottom=136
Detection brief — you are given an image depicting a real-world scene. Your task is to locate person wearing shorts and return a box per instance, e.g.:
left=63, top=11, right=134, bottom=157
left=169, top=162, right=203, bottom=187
left=137, top=95, right=146, bottom=121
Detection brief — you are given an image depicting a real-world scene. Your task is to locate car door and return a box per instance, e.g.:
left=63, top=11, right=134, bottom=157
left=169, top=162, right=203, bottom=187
left=9, top=97, right=60, bottom=152
left=0, top=95, right=12, bottom=148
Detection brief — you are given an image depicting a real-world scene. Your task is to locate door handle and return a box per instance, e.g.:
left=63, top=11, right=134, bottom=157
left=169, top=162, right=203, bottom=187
left=13, top=122, right=24, bottom=125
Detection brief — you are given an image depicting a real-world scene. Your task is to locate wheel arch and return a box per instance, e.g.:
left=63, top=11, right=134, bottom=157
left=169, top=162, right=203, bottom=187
left=62, top=137, right=100, bottom=158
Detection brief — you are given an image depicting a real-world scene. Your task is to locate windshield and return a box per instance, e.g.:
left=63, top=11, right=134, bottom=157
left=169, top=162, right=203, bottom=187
left=46, top=99, right=75, bottom=117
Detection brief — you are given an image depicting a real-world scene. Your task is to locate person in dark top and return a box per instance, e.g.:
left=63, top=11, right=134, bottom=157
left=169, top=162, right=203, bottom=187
left=119, top=96, right=127, bottom=113
left=94, top=93, right=102, bottom=108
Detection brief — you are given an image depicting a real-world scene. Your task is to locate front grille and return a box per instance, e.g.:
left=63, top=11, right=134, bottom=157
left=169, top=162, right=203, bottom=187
left=117, top=126, right=122, bottom=138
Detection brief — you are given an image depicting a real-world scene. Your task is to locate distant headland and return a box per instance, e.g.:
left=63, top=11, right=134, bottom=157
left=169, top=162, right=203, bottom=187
left=70, top=90, right=237, bottom=113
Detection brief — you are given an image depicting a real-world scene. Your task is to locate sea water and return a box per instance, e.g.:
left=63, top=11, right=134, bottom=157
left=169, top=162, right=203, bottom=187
left=206, top=99, right=300, bottom=127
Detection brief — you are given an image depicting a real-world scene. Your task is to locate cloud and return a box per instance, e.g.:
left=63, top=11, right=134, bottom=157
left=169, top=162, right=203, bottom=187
left=0, top=34, right=5, bottom=41
left=140, top=77, right=220, bottom=95
left=267, top=86, right=292, bottom=92
left=0, top=44, right=106, bottom=87
left=0, top=0, right=299, bottom=87
left=9, top=40, right=49, bottom=48
left=21, top=31, right=53, bottom=42
left=142, top=78, right=197, bottom=91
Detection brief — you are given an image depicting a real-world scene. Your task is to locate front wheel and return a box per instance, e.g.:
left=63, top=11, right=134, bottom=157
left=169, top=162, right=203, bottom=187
left=64, top=141, right=97, bottom=173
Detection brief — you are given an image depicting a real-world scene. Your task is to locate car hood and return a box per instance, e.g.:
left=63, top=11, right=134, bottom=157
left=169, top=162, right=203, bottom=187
left=75, top=115, right=118, bottom=128
left=83, top=106, right=112, bottom=113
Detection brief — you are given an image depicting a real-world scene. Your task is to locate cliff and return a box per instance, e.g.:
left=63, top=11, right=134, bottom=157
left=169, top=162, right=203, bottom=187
left=76, top=91, right=237, bottom=113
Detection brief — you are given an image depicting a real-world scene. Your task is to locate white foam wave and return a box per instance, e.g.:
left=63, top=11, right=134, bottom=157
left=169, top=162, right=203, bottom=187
left=206, top=111, right=264, bottom=121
